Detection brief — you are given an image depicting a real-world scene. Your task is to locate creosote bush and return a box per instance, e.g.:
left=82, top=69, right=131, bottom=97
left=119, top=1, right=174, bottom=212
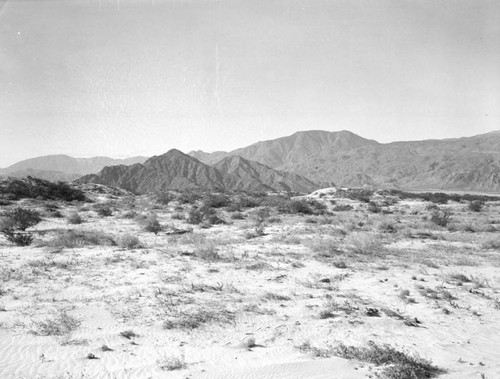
left=143, top=214, right=162, bottom=234
left=119, top=234, right=143, bottom=249
left=186, top=205, right=224, bottom=226
left=202, top=193, right=230, bottom=208
left=468, top=200, right=485, bottom=212
left=0, top=207, right=42, bottom=246
left=95, top=204, right=113, bottom=217
left=430, top=208, right=452, bottom=227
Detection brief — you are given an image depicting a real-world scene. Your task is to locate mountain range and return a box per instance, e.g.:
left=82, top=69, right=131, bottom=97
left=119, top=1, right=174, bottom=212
left=0, top=155, right=148, bottom=182
left=77, top=150, right=317, bottom=193
left=3, top=130, right=500, bottom=193
left=189, top=130, right=500, bottom=192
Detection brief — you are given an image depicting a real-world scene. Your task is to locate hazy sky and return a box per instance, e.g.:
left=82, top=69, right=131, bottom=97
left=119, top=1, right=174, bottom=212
left=0, top=0, right=499, bottom=167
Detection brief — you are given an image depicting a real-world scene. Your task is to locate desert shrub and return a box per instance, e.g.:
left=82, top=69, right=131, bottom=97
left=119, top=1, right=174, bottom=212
left=468, top=200, right=485, bottom=212
left=248, top=207, right=270, bottom=237
left=186, top=205, right=220, bottom=226
left=204, top=214, right=225, bottom=226
left=333, top=341, right=443, bottom=379
left=230, top=212, right=245, bottom=220
left=386, top=190, right=500, bottom=204
left=226, top=193, right=264, bottom=211
left=367, top=201, right=382, bottom=213
left=430, top=208, right=452, bottom=227
left=176, top=190, right=203, bottom=204
left=0, top=177, right=85, bottom=201
left=345, top=232, right=383, bottom=255
left=332, top=204, right=353, bottom=212
left=143, top=214, right=162, bottom=234
left=118, top=234, right=143, bottom=249
left=0, top=207, right=42, bottom=246
left=95, top=204, right=113, bottom=217
left=33, top=310, right=81, bottom=336
left=157, top=353, right=187, bottom=371
left=186, top=207, right=204, bottom=225
left=272, top=198, right=326, bottom=215
left=47, top=209, right=63, bottom=218
left=267, top=216, right=282, bottom=223
left=2, top=232, right=34, bottom=246
left=377, top=221, right=397, bottom=233
left=427, top=193, right=451, bottom=204
left=194, top=242, right=223, bottom=261
left=482, top=237, right=500, bottom=250
left=203, top=193, right=230, bottom=208
left=122, top=210, right=137, bottom=219
left=171, top=212, right=184, bottom=220
left=156, top=191, right=174, bottom=205
left=334, top=188, right=373, bottom=202
left=66, top=212, right=83, bottom=224
left=1, top=208, right=41, bottom=230
left=162, top=304, right=235, bottom=330
left=43, top=229, right=116, bottom=248
left=283, top=199, right=314, bottom=214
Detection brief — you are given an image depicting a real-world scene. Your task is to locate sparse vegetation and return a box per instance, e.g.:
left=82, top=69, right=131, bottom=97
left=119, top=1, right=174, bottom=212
left=1, top=185, right=498, bottom=377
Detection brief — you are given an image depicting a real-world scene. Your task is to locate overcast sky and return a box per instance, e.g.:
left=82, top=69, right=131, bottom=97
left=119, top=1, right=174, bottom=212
left=0, top=0, right=499, bottom=167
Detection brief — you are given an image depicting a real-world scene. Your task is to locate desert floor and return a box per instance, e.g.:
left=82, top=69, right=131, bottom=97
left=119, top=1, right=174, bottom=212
left=0, top=187, right=499, bottom=378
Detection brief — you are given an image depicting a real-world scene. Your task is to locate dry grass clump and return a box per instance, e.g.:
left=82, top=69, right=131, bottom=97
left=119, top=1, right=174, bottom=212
left=345, top=232, right=384, bottom=255
left=193, top=241, right=224, bottom=262
left=32, top=310, right=81, bottom=336
left=94, top=203, right=113, bottom=217
left=121, top=210, right=137, bottom=219
left=263, top=292, right=291, bottom=301
left=42, top=229, right=116, bottom=248
left=333, top=341, right=444, bottom=379
left=118, top=234, right=143, bottom=249
left=157, top=353, right=187, bottom=371
left=142, top=213, right=162, bottom=234
left=482, top=237, right=500, bottom=250
left=66, top=212, right=83, bottom=224
left=308, top=239, right=342, bottom=259
left=162, top=303, right=235, bottom=330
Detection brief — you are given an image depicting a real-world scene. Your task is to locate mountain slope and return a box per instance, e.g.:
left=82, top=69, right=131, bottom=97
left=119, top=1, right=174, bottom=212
left=190, top=130, right=378, bottom=167
left=0, top=155, right=149, bottom=179
left=214, top=155, right=317, bottom=193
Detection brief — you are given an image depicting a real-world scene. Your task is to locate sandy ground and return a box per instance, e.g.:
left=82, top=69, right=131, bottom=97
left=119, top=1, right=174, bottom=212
left=0, top=189, right=499, bottom=378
